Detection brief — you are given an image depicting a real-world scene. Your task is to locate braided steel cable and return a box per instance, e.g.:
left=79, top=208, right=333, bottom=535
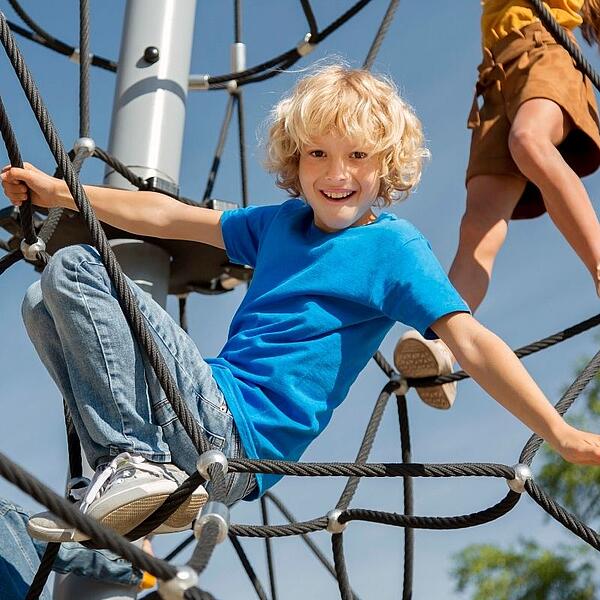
left=300, top=0, right=319, bottom=39
left=332, top=533, right=353, bottom=600
left=260, top=496, right=278, bottom=600
left=519, top=346, right=600, bottom=465
left=340, top=491, right=521, bottom=530
left=92, top=146, right=147, bottom=189
left=0, top=95, right=37, bottom=245
left=228, top=459, right=515, bottom=479
left=0, top=14, right=212, bottom=458
left=336, top=381, right=396, bottom=510
left=526, top=480, right=600, bottom=551
left=363, top=0, right=400, bottom=69
left=264, top=492, right=362, bottom=599
left=396, top=393, right=413, bottom=600
left=236, top=91, right=249, bottom=207
left=24, top=543, right=60, bottom=600
left=205, top=0, right=373, bottom=87
left=78, top=0, right=90, bottom=138
left=0, top=449, right=177, bottom=580
left=527, top=0, right=600, bottom=91
left=202, top=94, right=236, bottom=202
left=229, top=534, right=270, bottom=600
left=6, top=0, right=117, bottom=71
left=411, top=311, right=600, bottom=387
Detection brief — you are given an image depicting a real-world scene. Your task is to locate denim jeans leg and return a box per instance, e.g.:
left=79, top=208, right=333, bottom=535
left=0, top=498, right=141, bottom=597
left=21, top=244, right=236, bottom=473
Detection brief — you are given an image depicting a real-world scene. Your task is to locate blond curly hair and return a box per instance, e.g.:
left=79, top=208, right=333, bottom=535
left=264, top=64, right=429, bottom=206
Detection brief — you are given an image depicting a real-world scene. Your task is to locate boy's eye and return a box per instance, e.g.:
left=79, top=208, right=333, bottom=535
left=351, top=151, right=368, bottom=159
left=309, top=150, right=325, bottom=158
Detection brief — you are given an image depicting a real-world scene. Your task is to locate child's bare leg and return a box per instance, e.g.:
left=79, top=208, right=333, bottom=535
left=395, top=175, right=523, bottom=409
left=508, top=98, right=600, bottom=294
left=448, top=174, right=525, bottom=312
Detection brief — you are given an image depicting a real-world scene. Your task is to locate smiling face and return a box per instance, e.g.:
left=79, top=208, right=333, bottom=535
left=298, top=133, right=381, bottom=232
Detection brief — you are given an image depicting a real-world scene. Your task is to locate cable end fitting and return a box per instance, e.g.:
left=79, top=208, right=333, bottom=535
left=74, top=136, right=96, bottom=158
left=326, top=509, right=347, bottom=534
left=20, top=237, right=46, bottom=262
left=189, top=74, right=210, bottom=90
left=194, top=501, right=230, bottom=544
left=226, top=79, right=238, bottom=94
left=196, top=449, right=228, bottom=481
left=507, top=463, right=532, bottom=493
left=297, top=33, right=316, bottom=56
left=390, top=373, right=409, bottom=396
left=158, top=566, right=198, bottom=600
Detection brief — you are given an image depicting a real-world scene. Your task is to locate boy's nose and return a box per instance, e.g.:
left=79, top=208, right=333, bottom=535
left=324, top=159, right=349, bottom=181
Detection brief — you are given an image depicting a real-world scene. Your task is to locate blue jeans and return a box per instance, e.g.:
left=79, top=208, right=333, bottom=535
left=22, top=244, right=255, bottom=506
left=0, top=497, right=140, bottom=599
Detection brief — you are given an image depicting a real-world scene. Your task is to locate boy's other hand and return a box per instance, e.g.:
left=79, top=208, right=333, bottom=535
left=1, top=163, right=63, bottom=209
left=552, top=424, right=600, bottom=465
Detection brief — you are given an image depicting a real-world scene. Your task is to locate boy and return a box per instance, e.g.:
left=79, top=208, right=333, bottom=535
left=3, top=65, right=600, bottom=543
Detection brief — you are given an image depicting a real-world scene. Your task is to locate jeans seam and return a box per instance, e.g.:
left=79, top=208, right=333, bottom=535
left=76, top=258, right=132, bottom=448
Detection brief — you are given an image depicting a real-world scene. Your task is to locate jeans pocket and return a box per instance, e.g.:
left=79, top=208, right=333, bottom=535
left=153, top=396, right=229, bottom=451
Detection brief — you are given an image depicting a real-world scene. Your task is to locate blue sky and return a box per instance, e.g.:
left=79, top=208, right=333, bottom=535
left=1, top=1, right=600, bottom=598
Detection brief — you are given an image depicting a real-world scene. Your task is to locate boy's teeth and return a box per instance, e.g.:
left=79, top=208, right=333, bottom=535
left=323, top=191, right=353, bottom=199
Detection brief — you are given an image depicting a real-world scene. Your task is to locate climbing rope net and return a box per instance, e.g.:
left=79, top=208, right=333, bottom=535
left=0, top=1, right=599, bottom=599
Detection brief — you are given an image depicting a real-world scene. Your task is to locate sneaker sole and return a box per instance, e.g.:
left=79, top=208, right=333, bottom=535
left=394, top=337, right=455, bottom=410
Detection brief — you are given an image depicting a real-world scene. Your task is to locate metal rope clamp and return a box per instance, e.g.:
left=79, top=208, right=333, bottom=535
left=158, top=566, right=199, bottom=600
left=74, top=136, right=96, bottom=158
left=20, top=237, right=46, bottom=261
left=390, top=372, right=409, bottom=396
left=326, top=508, right=348, bottom=534
left=194, top=501, right=230, bottom=544
left=296, top=33, right=316, bottom=56
left=196, top=449, right=228, bottom=481
left=507, top=463, right=532, bottom=493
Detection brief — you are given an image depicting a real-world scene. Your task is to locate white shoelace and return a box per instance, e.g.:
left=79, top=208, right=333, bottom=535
left=72, top=452, right=176, bottom=515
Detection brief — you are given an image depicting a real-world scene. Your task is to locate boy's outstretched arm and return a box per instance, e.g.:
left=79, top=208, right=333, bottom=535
left=432, top=311, right=600, bottom=466
left=1, top=163, right=225, bottom=248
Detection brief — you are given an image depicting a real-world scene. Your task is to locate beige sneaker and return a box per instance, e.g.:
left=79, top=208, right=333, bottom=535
left=393, top=330, right=456, bottom=409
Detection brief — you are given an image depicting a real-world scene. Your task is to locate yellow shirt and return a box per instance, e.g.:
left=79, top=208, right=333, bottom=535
left=481, top=0, right=583, bottom=49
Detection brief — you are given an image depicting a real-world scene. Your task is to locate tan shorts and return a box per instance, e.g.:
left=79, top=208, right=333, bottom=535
left=466, top=21, right=600, bottom=219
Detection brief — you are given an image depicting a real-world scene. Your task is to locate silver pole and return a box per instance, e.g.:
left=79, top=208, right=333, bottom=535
left=54, top=1, right=196, bottom=597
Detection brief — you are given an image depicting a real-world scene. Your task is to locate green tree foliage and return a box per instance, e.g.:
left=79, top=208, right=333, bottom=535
left=451, top=359, right=600, bottom=599
left=453, top=540, right=596, bottom=600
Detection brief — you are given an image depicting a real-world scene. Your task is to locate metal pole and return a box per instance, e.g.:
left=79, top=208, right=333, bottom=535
left=54, top=1, right=197, bottom=597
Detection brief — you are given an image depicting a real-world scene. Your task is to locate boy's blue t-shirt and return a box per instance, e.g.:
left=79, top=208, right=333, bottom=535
left=206, top=199, right=468, bottom=498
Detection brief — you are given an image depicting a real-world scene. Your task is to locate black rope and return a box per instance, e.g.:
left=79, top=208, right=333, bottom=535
left=396, top=393, right=413, bottom=600
left=6, top=1, right=117, bottom=71
left=519, top=346, right=600, bottom=465
left=179, top=295, right=189, bottom=333
left=300, top=0, right=319, bottom=39
left=202, top=94, right=236, bottom=202
left=260, top=496, right=278, bottom=600
left=411, top=311, right=600, bottom=387
left=229, top=459, right=515, bottom=480
left=332, top=533, right=353, bottom=600
left=263, top=492, right=361, bottom=599
left=0, top=449, right=177, bottom=580
left=0, top=14, right=212, bottom=458
left=362, top=0, right=400, bottom=69
left=24, top=543, right=60, bottom=600
left=526, top=480, right=600, bottom=550
left=78, top=0, right=90, bottom=138
left=229, top=533, right=270, bottom=600
left=527, top=0, right=600, bottom=92
left=236, top=90, right=249, bottom=207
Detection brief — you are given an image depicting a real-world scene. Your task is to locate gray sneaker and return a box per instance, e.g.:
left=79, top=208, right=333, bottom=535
left=27, top=452, right=207, bottom=542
